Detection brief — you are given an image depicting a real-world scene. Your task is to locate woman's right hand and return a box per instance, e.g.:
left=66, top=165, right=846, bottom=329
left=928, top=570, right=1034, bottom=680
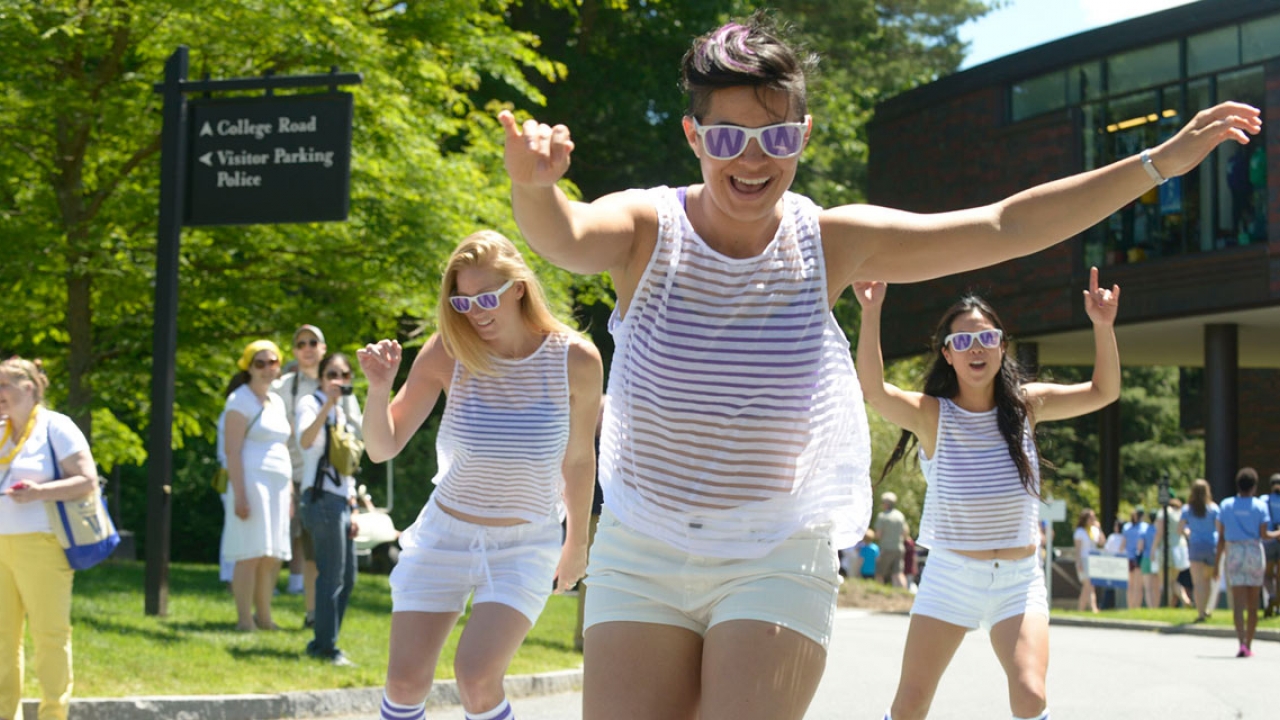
left=853, top=281, right=887, bottom=308
left=234, top=489, right=250, bottom=520
left=357, top=339, right=402, bottom=391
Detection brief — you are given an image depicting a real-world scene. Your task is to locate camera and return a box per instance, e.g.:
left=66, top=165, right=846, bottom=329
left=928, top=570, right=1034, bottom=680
left=340, top=385, right=354, bottom=396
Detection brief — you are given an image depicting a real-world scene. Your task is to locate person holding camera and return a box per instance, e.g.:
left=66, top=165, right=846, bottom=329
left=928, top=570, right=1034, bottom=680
left=296, top=352, right=363, bottom=667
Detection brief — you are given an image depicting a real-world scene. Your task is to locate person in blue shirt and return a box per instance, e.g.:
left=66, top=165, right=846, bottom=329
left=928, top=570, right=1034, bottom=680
left=1264, top=473, right=1280, bottom=618
left=1213, top=467, right=1280, bottom=658
left=1140, top=509, right=1160, bottom=608
left=859, top=531, right=881, bottom=580
left=1121, top=508, right=1149, bottom=609
left=1179, top=479, right=1221, bottom=622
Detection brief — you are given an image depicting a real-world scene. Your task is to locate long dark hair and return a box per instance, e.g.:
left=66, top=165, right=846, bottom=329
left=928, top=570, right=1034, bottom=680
left=880, top=295, right=1041, bottom=496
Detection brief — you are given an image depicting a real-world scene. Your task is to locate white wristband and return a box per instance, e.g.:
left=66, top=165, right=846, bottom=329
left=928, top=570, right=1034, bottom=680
left=1140, top=149, right=1167, bottom=185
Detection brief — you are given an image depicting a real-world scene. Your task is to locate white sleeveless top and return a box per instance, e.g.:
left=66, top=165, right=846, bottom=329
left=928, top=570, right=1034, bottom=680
left=917, top=398, right=1041, bottom=551
left=601, top=186, right=872, bottom=558
left=424, top=332, right=572, bottom=524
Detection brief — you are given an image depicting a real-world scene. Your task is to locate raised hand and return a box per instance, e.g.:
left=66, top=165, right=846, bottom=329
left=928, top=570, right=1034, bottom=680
left=853, top=280, right=887, bottom=308
left=1082, top=266, right=1120, bottom=327
left=1149, top=101, right=1262, bottom=180
left=357, top=339, right=402, bottom=391
left=498, top=109, right=574, bottom=187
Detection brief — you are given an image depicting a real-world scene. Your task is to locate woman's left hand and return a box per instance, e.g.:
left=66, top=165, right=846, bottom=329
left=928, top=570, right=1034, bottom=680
left=348, top=513, right=360, bottom=540
left=552, top=542, right=589, bottom=594
left=1083, top=266, right=1120, bottom=327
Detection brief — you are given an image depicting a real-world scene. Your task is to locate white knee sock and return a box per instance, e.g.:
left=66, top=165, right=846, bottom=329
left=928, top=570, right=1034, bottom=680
left=465, top=698, right=513, bottom=720
left=380, top=694, right=426, bottom=720
left=1013, top=711, right=1048, bottom=720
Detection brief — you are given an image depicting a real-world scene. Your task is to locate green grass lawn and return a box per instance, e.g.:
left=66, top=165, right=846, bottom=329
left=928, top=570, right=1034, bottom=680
left=1053, top=605, right=1280, bottom=629
left=23, top=561, right=582, bottom=698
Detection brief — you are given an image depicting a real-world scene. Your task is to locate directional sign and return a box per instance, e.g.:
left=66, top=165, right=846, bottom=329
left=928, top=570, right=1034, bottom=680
left=185, top=93, right=353, bottom=225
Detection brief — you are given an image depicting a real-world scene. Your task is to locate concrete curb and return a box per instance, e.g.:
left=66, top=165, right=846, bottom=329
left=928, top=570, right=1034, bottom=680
left=23, top=668, right=583, bottom=720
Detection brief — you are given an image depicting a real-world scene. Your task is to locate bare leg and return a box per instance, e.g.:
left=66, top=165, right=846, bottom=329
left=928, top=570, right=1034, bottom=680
left=1076, top=578, right=1097, bottom=613
left=254, top=557, right=283, bottom=629
left=1190, top=562, right=1212, bottom=618
left=232, top=559, right=257, bottom=631
left=383, top=611, right=462, bottom=705
left=453, top=603, right=534, bottom=714
left=888, top=615, right=968, bottom=720
left=700, top=620, right=826, bottom=720
left=1127, top=568, right=1142, bottom=609
left=583, top=621, right=702, bottom=720
left=1143, top=572, right=1161, bottom=608
left=989, top=613, right=1050, bottom=719
left=1230, top=586, right=1250, bottom=648
left=1239, top=586, right=1260, bottom=650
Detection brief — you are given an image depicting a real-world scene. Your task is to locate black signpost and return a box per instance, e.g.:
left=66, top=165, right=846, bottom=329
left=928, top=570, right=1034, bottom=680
left=145, top=46, right=360, bottom=616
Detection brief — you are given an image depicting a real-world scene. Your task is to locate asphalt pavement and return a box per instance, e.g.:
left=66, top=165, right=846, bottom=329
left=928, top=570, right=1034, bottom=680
left=29, top=611, right=1280, bottom=720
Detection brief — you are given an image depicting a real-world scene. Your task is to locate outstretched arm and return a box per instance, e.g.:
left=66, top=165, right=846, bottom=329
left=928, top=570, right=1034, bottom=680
left=498, top=110, right=653, bottom=277
left=825, top=102, right=1262, bottom=287
left=357, top=336, right=450, bottom=463
left=1025, top=267, right=1121, bottom=423
left=854, top=281, right=936, bottom=441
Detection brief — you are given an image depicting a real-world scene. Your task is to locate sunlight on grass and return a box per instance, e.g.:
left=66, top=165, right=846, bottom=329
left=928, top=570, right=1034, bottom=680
left=23, top=562, right=582, bottom=698
left=1053, top=606, right=1280, bottom=629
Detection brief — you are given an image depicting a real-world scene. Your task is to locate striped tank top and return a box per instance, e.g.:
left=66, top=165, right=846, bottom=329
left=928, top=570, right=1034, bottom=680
left=426, top=332, right=572, bottom=524
left=917, top=398, right=1041, bottom=551
left=600, top=186, right=872, bottom=558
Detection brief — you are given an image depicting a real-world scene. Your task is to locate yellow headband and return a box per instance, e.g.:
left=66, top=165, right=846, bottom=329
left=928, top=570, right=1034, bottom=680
left=237, top=340, right=283, bottom=371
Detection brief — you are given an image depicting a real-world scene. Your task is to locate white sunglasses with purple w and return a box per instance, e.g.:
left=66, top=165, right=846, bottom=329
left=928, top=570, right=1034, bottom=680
left=691, top=117, right=809, bottom=160
left=943, top=328, right=1003, bottom=352
left=449, top=280, right=514, bottom=313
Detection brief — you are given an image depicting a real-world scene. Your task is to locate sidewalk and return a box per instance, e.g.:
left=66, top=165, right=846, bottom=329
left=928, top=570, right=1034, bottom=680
left=26, top=615, right=1276, bottom=720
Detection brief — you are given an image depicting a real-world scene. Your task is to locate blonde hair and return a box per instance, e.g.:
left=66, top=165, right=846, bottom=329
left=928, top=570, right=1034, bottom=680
left=0, top=356, right=49, bottom=404
left=438, top=230, right=575, bottom=376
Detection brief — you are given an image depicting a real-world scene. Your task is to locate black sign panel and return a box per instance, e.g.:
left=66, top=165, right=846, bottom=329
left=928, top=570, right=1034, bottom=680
left=185, top=93, right=353, bottom=226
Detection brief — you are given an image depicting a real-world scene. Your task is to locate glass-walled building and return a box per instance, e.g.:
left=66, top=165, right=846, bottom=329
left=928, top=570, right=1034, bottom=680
left=1009, top=13, right=1280, bottom=267
left=866, top=0, right=1280, bottom=524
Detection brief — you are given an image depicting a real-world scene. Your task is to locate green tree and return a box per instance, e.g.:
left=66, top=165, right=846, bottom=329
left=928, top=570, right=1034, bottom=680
left=0, top=0, right=575, bottom=557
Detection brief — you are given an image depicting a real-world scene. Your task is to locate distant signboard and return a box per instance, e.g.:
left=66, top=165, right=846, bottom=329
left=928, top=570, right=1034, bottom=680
left=185, top=93, right=353, bottom=225
left=1088, top=553, right=1129, bottom=589
left=1041, top=498, right=1067, bottom=523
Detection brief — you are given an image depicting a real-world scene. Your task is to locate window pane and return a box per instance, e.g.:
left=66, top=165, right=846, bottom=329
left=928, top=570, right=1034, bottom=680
left=1188, top=79, right=1213, bottom=252
left=1216, top=67, right=1267, bottom=247
left=1188, top=26, right=1238, bottom=76
left=1107, top=42, right=1179, bottom=95
left=1011, top=71, right=1065, bottom=121
left=1068, top=62, right=1103, bottom=103
left=1242, top=13, right=1280, bottom=64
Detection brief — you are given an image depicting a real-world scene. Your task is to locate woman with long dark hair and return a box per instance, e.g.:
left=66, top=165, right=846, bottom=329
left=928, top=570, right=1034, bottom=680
left=856, top=268, right=1120, bottom=720
left=1180, top=479, right=1221, bottom=621
left=296, top=352, right=362, bottom=666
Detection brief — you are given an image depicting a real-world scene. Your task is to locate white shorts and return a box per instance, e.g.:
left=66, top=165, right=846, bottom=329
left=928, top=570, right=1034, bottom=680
left=910, top=548, right=1048, bottom=631
left=583, top=509, right=840, bottom=649
left=390, top=500, right=562, bottom=625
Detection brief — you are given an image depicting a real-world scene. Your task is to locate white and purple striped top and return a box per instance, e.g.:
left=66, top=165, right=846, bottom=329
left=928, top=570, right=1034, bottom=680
left=917, top=398, right=1041, bottom=551
left=600, top=186, right=872, bottom=558
left=426, top=332, right=571, bottom=524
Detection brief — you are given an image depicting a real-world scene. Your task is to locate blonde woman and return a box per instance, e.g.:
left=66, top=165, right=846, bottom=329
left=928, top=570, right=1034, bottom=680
left=0, top=357, right=98, bottom=720
left=359, top=230, right=602, bottom=720
left=1180, top=479, right=1220, bottom=622
left=221, top=340, right=293, bottom=632
left=1074, top=508, right=1104, bottom=613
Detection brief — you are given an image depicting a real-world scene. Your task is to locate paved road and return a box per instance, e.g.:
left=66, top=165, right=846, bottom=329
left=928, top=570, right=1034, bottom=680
left=334, top=609, right=1272, bottom=720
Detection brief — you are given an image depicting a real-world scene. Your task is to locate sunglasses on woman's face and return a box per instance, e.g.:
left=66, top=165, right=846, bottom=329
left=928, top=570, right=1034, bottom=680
left=325, top=369, right=353, bottom=380
left=691, top=117, right=809, bottom=160
left=450, top=279, right=515, bottom=314
left=943, top=329, right=1003, bottom=352
left=294, top=338, right=320, bottom=349
left=252, top=357, right=281, bottom=370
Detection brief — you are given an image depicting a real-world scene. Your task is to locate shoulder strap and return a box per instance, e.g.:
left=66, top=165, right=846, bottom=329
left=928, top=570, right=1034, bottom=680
left=47, top=422, right=62, bottom=480
left=292, top=372, right=300, bottom=402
